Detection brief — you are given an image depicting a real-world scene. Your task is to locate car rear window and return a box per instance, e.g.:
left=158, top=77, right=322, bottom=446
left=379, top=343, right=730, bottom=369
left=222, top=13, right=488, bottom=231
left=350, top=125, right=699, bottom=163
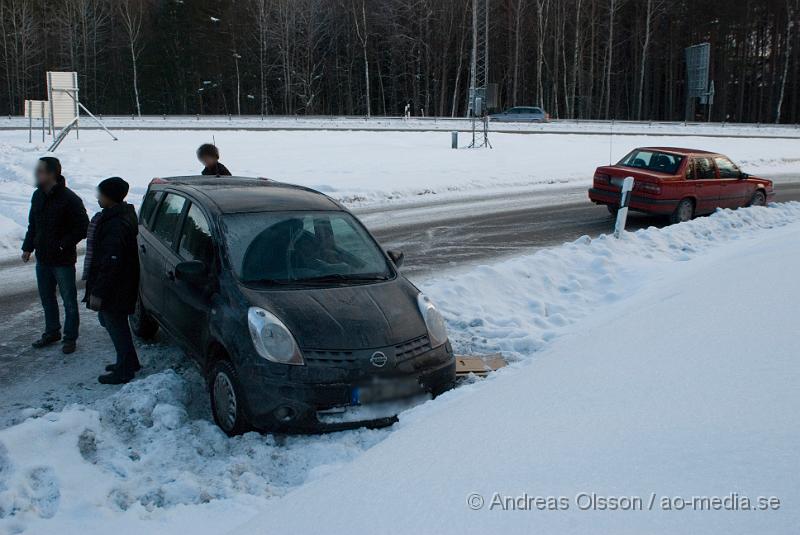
left=618, top=150, right=684, bottom=174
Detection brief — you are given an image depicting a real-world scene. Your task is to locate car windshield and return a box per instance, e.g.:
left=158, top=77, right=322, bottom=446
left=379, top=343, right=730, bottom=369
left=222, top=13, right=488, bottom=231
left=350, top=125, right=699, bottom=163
left=618, top=149, right=684, bottom=174
left=222, top=211, right=392, bottom=285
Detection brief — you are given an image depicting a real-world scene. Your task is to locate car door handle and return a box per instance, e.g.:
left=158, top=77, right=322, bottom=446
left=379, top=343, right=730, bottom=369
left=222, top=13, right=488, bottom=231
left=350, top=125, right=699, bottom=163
left=166, top=270, right=175, bottom=281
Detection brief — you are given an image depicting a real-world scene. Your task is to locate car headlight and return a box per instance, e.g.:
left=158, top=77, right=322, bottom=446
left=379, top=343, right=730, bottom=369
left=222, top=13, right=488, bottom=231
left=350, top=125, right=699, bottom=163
left=417, top=293, right=448, bottom=347
left=247, top=307, right=304, bottom=365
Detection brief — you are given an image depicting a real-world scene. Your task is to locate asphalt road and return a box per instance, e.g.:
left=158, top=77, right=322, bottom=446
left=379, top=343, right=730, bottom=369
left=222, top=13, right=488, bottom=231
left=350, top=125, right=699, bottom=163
left=366, top=180, right=800, bottom=277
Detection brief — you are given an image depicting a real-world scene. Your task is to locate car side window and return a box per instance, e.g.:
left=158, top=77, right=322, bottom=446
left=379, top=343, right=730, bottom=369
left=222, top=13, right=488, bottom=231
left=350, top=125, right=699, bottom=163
left=151, top=193, right=186, bottom=248
left=685, top=160, right=696, bottom=180
left=139, top=190, right=162, bottom=229
left=714, top=157, right=740, bottom=178
left=693, top=157, right=716, bottom=179
left=178, top=203, right=214, bottom=264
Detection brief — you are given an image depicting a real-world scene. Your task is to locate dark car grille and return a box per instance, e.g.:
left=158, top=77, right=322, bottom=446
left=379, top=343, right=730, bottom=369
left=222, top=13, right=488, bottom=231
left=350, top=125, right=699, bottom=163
left=303, top=349, right=357, bottom=366
left=301, top=335, right=432, bottom=368
left=395, top=335, right=432, bottom=363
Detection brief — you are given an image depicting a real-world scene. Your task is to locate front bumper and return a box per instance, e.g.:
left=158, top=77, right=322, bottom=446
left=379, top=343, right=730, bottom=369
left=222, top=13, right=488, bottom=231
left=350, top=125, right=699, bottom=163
left=238, top=341, right=456, bottom=433
left=588, top=188, right=679, bottom=215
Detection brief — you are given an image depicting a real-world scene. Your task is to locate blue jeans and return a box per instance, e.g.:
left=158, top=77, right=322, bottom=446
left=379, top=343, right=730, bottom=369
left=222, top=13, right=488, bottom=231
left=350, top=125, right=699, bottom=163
left=98, top=311, right=140, bottom=374
left=35, top=263, right=79, bottom=342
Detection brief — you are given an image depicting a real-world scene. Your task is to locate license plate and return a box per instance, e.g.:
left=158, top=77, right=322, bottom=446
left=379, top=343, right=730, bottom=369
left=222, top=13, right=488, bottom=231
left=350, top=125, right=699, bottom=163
left=351, top=378, right=424, bottom=405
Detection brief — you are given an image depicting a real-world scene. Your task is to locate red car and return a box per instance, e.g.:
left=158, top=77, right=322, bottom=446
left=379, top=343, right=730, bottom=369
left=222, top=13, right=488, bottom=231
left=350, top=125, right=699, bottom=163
left=588, top=147, right=774, bottom=223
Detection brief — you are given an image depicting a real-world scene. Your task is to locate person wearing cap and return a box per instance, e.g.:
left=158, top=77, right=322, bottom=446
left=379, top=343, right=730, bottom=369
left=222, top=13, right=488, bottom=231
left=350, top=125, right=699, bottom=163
left=84, top=177, right=142, bottom=384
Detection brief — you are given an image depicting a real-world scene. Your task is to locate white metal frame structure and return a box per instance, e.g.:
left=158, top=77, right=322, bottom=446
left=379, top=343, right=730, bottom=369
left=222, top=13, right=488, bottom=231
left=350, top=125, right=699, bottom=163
left=46, top=71, right=117, bottom=151
left=25, top=99, right=49, bottom=143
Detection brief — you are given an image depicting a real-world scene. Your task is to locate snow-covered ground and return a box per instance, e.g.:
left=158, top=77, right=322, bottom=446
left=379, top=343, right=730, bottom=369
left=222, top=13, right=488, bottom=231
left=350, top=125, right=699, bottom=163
left=1, top=203, right=798, bottom=534
left=2, top=128, right=800, bottom=253
left=237, top=204, right=800, bottom=535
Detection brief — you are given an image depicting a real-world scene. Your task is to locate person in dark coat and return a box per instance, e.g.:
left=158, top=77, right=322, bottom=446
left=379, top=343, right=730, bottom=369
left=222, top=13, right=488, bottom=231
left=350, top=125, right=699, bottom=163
left=22, top=157, right=89, bottom=354
left=197, top=143, right=232, bottom=177
left=85, top=177, right=142, bottom=384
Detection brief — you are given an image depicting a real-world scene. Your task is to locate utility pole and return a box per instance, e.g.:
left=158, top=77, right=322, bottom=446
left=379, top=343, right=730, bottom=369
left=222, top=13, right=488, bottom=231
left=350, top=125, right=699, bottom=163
left=468, top=0, right=491, bottom=148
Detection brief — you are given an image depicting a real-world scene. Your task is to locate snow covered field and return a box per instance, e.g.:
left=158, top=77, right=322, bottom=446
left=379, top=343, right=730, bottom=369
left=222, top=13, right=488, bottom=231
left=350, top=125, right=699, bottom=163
left=1, top=203, right=798, bottom=534
left=2, top=128, right=800, bottom=253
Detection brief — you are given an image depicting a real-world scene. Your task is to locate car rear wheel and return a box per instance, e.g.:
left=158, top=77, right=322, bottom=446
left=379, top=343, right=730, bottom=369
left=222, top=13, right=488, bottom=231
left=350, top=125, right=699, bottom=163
left=130, top=295, right=158, bottom=339
left=748, top=189, right=767, bottom=207
left=210, top=360, right=251, bottom=436
left=670, top=198, right=694, bottom=224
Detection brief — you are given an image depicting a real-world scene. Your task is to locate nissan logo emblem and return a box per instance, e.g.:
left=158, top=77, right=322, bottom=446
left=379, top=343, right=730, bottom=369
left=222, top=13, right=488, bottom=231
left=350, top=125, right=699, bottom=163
left=370, top=351, right=388, bottom=368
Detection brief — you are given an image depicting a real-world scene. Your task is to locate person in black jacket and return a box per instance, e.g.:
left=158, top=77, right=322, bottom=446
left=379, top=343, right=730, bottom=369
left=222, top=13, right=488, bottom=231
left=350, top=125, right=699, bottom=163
left=197, top=143, right=232, bottom=176
left=85, top=177, right=142, bottom=384
left=22, top=157, right=89, bottom=354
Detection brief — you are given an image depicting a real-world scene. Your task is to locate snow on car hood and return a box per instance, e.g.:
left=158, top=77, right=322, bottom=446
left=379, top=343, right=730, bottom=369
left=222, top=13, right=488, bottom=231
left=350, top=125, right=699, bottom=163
left=240, top=277, right=427, bottom=349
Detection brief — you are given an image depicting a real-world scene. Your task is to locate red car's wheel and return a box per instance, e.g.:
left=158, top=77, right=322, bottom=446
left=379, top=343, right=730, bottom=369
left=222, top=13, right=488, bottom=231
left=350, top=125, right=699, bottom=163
left=670, top=198, right=694, bottom=224
left=748, top=189, right=767, bottom=207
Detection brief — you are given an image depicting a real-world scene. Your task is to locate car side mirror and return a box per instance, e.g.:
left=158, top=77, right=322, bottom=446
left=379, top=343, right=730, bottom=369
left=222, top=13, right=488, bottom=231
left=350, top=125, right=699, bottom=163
left=175, top=260, right=207, bottom=285
left=387, top=250, right=404, bottom=268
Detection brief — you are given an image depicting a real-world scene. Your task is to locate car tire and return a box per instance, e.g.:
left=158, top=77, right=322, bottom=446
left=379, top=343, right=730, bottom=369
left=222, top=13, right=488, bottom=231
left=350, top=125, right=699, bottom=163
left=607, top=204, right=619, bottom=217
left=669, top=198, right=694, bottom=224
left=209, top=360, right=252, bottom=436
left=748, top=189, right=767, bottom=207
left=130, top=295, right=159, bottom=339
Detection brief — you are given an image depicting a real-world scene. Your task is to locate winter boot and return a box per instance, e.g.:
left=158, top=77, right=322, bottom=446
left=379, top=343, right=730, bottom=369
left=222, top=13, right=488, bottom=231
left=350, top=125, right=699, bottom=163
left=32, top=332, right=61, bottom=349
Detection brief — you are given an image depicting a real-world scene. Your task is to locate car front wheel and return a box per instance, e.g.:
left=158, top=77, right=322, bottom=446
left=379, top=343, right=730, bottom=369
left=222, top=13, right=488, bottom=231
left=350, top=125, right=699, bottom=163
left=670, top=199, right=694, bottom=224
left=748, top=190, right=766, bottom=207
left=130, top=295, right=158, bottom=339
left=210, top=360, right=251, bottom=436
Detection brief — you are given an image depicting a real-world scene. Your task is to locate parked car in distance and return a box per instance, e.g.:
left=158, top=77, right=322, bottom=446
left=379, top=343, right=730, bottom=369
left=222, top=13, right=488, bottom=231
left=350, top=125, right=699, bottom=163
left=132, top=176, right=456, bottom=435
left=489, top=106, right=550, bottom=123
left=588, top=147, right=774, bottom=223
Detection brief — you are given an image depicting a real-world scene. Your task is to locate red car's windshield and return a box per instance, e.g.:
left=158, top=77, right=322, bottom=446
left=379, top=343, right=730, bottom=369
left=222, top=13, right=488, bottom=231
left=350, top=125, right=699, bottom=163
left=618, top=149, right=684, bottom=174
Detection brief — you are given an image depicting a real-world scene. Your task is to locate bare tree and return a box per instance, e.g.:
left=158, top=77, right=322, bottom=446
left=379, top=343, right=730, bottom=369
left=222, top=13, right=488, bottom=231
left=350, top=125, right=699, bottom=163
left=603, top=0, right=621, bottom=119
left=533, top=0, right=549, bottom=108
left=349, top=0, right=371, bottom=116
left=511, top=0, right=526, bottom=105
left=568, top=0, right=583, bottom=118
left=118, top=0, right=148, bottom=116
left=251, top=0, right=270, bottom=115
left=636, top=0, right=662, bottom=119
left=776, top=0, right=797, bottom=123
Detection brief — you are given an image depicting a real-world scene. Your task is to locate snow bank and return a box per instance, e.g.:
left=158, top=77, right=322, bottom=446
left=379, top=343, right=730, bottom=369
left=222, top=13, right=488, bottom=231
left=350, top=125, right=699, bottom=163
left=235, top=205, right=800, bottom=534
left=1, top=128, right=800, bottom=253
left=0, top=368, right=389, bottom=534
left=1, top=204, right=799, bottom=533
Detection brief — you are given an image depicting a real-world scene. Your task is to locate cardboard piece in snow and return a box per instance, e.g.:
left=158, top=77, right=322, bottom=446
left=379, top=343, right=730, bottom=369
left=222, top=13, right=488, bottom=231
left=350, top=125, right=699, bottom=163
left=455, top=353, right=507, bottom=377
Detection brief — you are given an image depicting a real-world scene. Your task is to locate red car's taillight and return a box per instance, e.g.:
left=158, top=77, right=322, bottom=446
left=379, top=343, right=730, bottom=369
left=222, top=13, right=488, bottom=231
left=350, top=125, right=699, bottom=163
left=635, top=182, right=661, bottom=195
left=594, top=172, right=610, bottom=185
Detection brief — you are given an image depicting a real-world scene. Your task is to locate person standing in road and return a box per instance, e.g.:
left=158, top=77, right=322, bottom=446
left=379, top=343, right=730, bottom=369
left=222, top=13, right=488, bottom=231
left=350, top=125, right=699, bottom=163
left=197, top=143, right=232, bottom=177
left=22, top=157, right=89, bottom=354
left=84, top=177, right=142, bottom=384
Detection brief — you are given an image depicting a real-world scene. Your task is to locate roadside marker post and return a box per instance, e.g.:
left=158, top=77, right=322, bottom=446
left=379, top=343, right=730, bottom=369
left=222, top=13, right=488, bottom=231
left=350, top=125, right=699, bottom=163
left=614, top=176, right=635, bottom=239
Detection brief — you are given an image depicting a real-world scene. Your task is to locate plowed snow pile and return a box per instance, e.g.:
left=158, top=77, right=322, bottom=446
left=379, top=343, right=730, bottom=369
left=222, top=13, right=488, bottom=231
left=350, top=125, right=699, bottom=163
left=1, top=203, right=799, bottom=534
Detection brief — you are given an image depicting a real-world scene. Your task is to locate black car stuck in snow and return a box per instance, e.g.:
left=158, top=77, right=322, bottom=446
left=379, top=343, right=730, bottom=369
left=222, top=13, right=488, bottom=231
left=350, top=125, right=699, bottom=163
left=131, top=176, right=456, bottom=435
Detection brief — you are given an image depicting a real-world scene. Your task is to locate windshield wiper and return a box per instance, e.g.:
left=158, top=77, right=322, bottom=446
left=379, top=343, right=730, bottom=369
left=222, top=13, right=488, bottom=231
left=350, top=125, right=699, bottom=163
left=247, top=278, right=296, bottom=286
left=293, top=274, right=389, bottom=284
